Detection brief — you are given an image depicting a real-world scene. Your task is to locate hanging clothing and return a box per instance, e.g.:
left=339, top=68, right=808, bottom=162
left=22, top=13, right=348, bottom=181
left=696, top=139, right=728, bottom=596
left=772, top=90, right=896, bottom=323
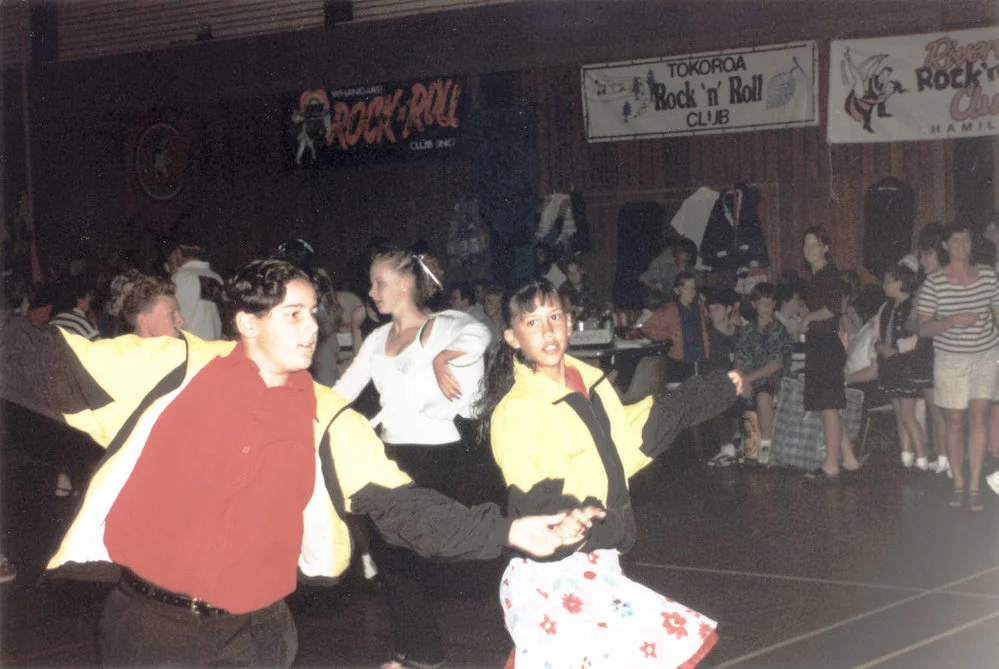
left=446, top=197, right=489, bottom=268
left=669, top=186, right=720, bottom=256
left=699, top=184, right=770, bottom=274
left=534, top=192, right=590, bottom=262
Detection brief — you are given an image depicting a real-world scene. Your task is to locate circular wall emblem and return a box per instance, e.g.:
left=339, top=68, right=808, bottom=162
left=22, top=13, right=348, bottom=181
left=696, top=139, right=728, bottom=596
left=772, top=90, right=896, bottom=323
left=135, top=122, right=189, bottom=200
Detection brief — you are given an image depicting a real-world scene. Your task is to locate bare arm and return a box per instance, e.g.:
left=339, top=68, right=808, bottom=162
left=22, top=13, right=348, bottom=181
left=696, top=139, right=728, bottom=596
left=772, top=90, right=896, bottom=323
left=802, top=306, right=835, bottom=331
left=846, top=362, right=879, bottom=385
left=741, top=361, right=783, bottom=385
left=917, top=312, right=976, bottom=338
left=350, top=305, right=366, bottom=356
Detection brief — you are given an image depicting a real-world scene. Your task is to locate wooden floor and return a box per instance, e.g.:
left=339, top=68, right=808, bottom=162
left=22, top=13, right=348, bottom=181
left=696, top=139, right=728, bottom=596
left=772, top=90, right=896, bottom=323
left=3, top=422, right=998, bottom=668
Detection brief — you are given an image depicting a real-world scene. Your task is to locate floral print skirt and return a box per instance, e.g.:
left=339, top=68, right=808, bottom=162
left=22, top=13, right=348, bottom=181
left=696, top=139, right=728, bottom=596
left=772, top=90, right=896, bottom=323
left=500, top=550, right=718, bottom=668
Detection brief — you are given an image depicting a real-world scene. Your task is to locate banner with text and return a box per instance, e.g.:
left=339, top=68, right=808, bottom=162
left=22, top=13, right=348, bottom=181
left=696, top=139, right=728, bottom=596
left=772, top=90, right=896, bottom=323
left=581, top=42, right=818, bottom=142
left=828, top=27, right=999, bottom=143
left=288, top=76, right=463, bottom=166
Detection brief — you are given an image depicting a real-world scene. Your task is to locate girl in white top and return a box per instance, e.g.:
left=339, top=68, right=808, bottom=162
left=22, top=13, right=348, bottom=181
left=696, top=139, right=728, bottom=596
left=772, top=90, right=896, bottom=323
left=335, top=252, right=492, bottom=444
left=917, top=223, right=999, bottom=512
left=333, top=247, right=492, bottom=669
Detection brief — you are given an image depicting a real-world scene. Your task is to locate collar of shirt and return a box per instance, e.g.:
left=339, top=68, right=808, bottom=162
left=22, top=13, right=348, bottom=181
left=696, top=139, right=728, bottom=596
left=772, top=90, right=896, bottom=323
left=218, top=341, right=318, bottom=421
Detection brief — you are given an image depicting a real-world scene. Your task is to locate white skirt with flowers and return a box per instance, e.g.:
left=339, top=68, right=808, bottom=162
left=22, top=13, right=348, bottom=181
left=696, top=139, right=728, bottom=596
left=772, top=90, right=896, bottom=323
left=500, top=550, right=718, bottom=669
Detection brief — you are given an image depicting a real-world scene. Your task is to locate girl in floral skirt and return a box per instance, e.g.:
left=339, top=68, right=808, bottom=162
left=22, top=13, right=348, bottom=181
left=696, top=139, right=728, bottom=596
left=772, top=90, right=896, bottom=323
left=478, top=280, right=742, bottom=668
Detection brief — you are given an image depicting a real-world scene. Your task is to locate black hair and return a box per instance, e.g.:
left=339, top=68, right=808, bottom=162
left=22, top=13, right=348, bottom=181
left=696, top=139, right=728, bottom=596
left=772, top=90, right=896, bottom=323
left=749, top=282, right=776, bottom=303
left=274, top=238, right=338, bottom=335
left=775, top=280, right=804, bottom=309
left=52, top=274, right=95, bottom=314
left=221, top=259, right=311, bottom=340
left=917, top=221, right=949, bottom=266
left=673, top=237, right=698, bottom=265
left=803, top=226, right=833, bottom=272
left=743, top=282, right=776, bottom=324
left=841, top=270, right=861, bottom=301
left=450, top=281, right=476, bottom=305
left=885, top=263, right=918, bottom=294
left=854, top=284, right=886, bottom=322
left=476, top=279, right=562, bottom=443
left=942, top=221, right=973, bottom=243
left=275, top=238, right=316, bottom=271
left=704, top=287, right=739, bottom=308
left=673, top=271, right=697, bottom=290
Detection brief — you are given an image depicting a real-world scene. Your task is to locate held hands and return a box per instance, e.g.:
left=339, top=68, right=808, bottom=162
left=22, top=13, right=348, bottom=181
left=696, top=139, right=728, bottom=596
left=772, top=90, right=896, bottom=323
left=727, top=371, right=745, bottom=396
left=507, top=506, right=607, bottom=558
left=433, top=349, right=465, bottom=400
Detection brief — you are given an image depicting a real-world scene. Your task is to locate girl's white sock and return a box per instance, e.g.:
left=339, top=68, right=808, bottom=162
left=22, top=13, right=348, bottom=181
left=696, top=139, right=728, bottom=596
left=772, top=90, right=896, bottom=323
left=361, top=553, right=379, bottom=579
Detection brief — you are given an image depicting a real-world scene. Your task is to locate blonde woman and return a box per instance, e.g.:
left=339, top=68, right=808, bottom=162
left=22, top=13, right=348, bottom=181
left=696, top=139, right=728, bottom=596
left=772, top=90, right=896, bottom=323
left=334, top=247, right=492, bottom=669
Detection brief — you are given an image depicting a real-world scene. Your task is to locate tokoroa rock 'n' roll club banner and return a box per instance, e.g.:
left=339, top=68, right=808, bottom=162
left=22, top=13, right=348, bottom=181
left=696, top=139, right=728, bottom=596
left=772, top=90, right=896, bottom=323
left=288, top=76, right=464, bottom=166
left=581, top=41, right=818, bottom=142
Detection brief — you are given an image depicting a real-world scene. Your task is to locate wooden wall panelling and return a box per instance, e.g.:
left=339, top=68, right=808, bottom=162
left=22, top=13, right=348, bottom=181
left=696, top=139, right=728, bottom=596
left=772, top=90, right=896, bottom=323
left=532, top=67, right=553, bottom=195
left=1, top=0, right=28, bottom=66
left=689, top=135, right=704, bottom=186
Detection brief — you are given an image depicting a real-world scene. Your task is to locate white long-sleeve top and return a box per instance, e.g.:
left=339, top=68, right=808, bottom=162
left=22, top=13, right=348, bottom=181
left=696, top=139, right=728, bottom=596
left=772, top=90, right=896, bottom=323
left=172, top=260, right=223, bottom=341
left=334, top=309, right=492, bottom=445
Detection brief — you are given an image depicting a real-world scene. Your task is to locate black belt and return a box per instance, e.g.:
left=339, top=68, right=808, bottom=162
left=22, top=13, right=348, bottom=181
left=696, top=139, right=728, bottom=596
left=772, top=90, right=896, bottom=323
left=120, top=568, right=229, bottom=616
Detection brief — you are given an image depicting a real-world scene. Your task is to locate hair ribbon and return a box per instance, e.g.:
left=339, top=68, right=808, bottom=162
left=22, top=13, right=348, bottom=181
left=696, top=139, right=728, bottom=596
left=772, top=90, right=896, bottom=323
left=414, top=254, right=442, bottom=289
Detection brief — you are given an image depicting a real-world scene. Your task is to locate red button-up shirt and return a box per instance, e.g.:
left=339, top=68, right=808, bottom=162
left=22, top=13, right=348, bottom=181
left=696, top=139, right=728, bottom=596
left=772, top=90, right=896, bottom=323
left=105, top=343, right=318, bottom=613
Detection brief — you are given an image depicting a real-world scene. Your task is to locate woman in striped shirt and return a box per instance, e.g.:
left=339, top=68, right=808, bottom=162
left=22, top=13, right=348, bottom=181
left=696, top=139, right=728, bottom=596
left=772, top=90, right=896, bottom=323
left=917, top=223, right=999, bottom=512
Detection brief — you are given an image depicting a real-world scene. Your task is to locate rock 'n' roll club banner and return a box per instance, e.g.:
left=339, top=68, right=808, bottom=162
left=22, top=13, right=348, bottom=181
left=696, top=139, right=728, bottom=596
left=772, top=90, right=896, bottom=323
left=581, top=41, right=818, bottom=142
left=828, top=27, right=999, bottom=143
left=287, top=76, right=463, bottom=166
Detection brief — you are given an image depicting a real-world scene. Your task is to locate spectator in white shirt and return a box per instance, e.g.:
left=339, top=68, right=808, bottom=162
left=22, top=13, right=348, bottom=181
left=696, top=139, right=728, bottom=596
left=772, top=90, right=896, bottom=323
left=164, top=240, right=223, bottom=340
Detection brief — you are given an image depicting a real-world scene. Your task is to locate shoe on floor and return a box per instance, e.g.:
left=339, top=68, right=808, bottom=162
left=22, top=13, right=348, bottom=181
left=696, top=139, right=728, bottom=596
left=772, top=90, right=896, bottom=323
left=708, top=454, right=738, bottom=468
left=914, top=456, right=929, bottom=471
left=901, top=451, right=914, bottom=468
left=708, top=443, right=737, bottom=467
left=934, top=457, right=952, bottom=478
left=969, top=491, right=985, bottom=512
left=986, top=471, right=999, bottom=497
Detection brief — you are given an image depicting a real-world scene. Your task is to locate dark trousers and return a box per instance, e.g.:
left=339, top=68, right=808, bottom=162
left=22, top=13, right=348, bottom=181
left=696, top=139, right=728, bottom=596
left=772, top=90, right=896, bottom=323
left=376, top=430, right=503, bottom=666
left=375, top=442, right=465, bottom=666
left=98, top=581, right=297, bottom=667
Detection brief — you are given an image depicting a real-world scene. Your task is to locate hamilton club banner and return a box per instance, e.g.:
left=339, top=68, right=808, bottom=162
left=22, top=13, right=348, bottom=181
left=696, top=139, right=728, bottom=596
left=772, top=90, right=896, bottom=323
left=581, top=42, right=818, bottom=142
left=287, top=76, right=463, bottom=166
left=828, top=27, right=999, bottom=143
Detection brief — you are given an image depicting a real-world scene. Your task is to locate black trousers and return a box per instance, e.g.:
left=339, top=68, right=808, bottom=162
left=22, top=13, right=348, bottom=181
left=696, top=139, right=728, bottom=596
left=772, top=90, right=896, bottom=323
left=98, top=581, right=297, bottom=667
left=376, top=428, right=504, bottom=666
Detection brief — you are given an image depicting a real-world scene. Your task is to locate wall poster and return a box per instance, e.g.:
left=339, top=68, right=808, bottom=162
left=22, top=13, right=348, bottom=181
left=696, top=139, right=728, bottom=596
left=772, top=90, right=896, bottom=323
left=288, top=76, right=464, bottom=165
left=828, top=27, right=999, bottom=143
left=581, top=41, right=818, bottom=142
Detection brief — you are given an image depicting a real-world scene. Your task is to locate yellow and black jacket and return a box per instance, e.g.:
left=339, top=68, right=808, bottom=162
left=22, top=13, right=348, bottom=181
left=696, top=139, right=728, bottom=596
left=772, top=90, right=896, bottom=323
left=491, top=354, right=735, bottom=560
left=0, top=317, right=513, bottom=582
